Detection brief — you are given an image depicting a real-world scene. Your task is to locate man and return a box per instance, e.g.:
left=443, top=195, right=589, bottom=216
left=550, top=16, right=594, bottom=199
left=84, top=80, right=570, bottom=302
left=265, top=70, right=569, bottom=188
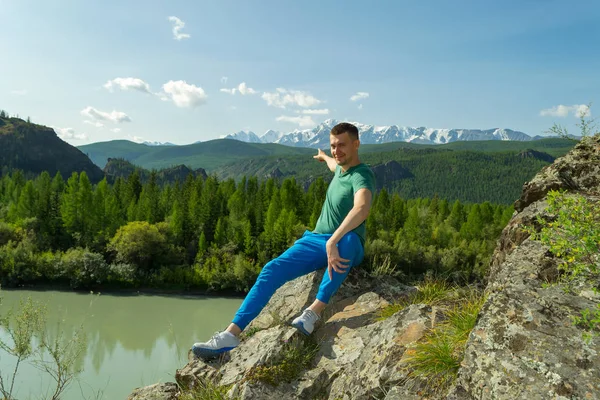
left=191, top=122, right=375, bottom=360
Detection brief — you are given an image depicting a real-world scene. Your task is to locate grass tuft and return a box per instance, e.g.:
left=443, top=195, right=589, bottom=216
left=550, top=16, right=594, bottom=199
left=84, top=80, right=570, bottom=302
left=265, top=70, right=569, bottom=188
left=402, top=288, right=486, bottom=396
left=244, top=336, right=319, bottom=386
left=403, top=331, right=461, bottom=393
left=178, top=379, right=234, bottom=400
left=377, top=278, right=456, bottom=321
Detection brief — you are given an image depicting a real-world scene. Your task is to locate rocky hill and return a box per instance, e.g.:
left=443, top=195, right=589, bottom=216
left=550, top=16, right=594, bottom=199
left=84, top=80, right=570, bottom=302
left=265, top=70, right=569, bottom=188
left=103, top=158, right=207, bottom=184
left=128, top=135, right=600, bottom=400
left=0, top=116, right=104, bottom=182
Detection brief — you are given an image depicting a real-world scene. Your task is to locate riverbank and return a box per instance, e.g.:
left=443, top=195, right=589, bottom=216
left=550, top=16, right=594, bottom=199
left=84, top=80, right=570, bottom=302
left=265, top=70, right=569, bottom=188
left=1, top=281, right=248, bottom=299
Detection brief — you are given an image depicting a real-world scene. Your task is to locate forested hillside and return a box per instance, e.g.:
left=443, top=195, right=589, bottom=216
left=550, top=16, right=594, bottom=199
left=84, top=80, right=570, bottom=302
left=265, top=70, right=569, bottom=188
left=0, top=114, right=104, bottom=182
left=78, top=139, right=315, bottom=169
left=214, top=147, right=563, bottom=204
left=89, top=138, right=576, bottom=205
left=103, top=158, right=208, bottom=184
left=0, top=170, right=512, bottom=291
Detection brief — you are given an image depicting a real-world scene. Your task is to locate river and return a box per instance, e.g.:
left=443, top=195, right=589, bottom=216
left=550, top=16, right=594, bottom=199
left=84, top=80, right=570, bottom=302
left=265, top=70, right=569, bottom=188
left=0, top=289, right=243, bottom=400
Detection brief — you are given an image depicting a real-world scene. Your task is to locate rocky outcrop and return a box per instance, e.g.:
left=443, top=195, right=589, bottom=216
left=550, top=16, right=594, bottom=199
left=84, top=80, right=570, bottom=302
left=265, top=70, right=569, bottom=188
left=448, top=135, right=600, bottom=399
left=517, top=149, right=555, bottom=163
left=371, top=160, right=414, bottom=190
left=265, top=167, right=284, bottom=180
left=127, top=382, right=178, bottom=400
left=128, top=135, right=600, bottom=400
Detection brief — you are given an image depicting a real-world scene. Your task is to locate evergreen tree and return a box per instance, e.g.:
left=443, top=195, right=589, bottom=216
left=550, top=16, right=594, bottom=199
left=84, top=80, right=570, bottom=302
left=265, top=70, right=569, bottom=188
left=213, top=217, right=227, bottom=247
left=447, top=200, right=464, bottom=231
left=61, top=172, right=81, bottom=243
left=78, top=172, right=95, bottom=246
left=197, top=231, right=208, bottom=259
left=16, top=180, right=37, bottom=220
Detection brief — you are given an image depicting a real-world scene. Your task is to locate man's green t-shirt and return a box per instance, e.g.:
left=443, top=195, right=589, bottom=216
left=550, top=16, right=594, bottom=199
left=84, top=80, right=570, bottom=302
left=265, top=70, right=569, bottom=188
left=313, top=163, right=375, bottom=246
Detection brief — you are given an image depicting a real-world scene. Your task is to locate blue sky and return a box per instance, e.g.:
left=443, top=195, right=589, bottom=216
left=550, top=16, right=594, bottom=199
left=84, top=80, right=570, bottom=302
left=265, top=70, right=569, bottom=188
left=1, top=0, right=599, bottom=145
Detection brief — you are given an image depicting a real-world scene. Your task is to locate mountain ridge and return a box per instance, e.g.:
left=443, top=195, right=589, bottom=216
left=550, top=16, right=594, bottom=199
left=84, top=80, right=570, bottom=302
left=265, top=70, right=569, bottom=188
left=222, top=118, right=535, bottom=148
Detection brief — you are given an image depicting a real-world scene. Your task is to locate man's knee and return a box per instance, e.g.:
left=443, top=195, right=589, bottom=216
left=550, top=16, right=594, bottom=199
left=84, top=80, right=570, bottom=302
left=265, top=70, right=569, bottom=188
left=258, top=259, right=279, bottom=279
left=338, top=233, right=363, bottom=265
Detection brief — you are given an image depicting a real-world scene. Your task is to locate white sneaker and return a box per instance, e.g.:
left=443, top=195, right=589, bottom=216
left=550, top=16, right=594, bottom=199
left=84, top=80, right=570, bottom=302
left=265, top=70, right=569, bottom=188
left=191, top=331, right=240, bottom=360
left=291, top=309, right=320, bottom=335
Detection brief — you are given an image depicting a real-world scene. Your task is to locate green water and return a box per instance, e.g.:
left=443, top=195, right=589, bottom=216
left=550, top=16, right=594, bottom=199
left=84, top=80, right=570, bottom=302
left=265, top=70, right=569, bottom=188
left=0, top=289, right=242, bottom=400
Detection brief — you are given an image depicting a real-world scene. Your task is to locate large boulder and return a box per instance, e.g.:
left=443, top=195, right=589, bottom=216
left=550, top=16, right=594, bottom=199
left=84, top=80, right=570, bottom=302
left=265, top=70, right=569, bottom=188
left=449, top=135, right=600, bottom=399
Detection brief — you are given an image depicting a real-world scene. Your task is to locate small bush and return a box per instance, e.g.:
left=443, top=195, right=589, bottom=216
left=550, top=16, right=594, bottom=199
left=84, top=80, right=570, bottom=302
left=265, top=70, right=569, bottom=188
left=109, top=263, right=138, bottom=284
left=0, top=222, right=18, bottom=246
left=57, top=248, right=109, bottom=289
left=527, top=190, right=600, bottom=280
left=526, top=190, right=600, bottom=336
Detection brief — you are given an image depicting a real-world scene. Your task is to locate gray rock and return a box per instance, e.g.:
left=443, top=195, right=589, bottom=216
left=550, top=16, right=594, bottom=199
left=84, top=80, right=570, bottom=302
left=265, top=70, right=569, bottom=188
left=127, top=382, right=178, bottom=400
left=452, top=135, right=600, bottom=400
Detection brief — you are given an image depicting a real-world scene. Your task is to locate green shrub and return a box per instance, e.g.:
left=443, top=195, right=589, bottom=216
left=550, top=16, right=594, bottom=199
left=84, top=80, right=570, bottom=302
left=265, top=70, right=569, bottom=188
left=107, top=221, right=169, bottom=274
left=109, top=262, right=138, bottom=284
left=0, top=222, right=18, bottom=246
left=56, top=248, right=109, bottom=289
left=528, top=190, right=600, bottom=280
left=526, top=190, right=600, bottom=337
left=0, top=239, right=41, bottom=285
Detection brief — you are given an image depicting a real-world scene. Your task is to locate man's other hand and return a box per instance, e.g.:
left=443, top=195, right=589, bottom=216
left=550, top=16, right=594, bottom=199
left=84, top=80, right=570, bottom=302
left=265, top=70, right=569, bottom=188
left=326, top=240, right=350, bottom=280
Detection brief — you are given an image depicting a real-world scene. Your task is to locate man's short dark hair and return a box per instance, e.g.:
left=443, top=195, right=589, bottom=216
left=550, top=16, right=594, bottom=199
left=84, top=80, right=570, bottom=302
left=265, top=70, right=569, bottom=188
left=331, top=122, right=359, bottom=141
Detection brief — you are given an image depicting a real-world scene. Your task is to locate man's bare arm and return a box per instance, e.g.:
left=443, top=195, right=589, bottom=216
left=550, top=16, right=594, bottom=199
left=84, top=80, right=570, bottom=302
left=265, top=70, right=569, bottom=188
left=324, top=188, right=372, bottom=277
left=313, top=149, right=337, bottom=172
left=328, top=188, right=372, bottom=246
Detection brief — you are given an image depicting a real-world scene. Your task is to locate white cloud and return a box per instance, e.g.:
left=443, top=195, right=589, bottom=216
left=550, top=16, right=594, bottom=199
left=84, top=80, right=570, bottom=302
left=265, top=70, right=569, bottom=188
left=54, top=127, right=88, bottom=141
left=221, top=76, right=228, bottom=84
left=350, top=92, right=369, bottom=101
left=358, top=104, right=363, bottom=110
left=81, top=107, right=131, bottom=123
left=168, top=16, right=190, bottom=40
left=575, top=104, right=591, bottom=118
left=161, top=80, right=207, bottom=107
left=238, top=82, right=257, bottom=95
left=11, top=89, right=28, bottom=95
left=262, top=88, right=322, bottom=109
left=295, top=108, right=330, bottom=115
left=111, top=128, right=121, bottom=133
left=220, top=82, right=258, bottom=96
left=132, top=136, right=145, bottom=143
left=540, top=104, right=591, bottom=118
left=84, top=120, right=104, bottom=128
left=104, top=77, right=152, bottom=94
left=276, top=115, right=316, bottom=128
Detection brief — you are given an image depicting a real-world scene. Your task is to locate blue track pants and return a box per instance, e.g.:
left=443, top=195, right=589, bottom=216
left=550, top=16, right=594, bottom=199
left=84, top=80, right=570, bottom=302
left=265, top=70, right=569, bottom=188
left=232, top=230, right=364, bottom=331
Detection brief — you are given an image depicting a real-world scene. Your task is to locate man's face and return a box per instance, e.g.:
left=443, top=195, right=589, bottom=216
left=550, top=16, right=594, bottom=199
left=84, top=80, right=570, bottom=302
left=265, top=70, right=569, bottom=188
left=330, top=132, right=359, bottom=166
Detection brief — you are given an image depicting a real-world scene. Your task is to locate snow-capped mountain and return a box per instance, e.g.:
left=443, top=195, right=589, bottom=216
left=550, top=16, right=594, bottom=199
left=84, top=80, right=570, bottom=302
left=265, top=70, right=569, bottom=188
left=169, top=119, right=536, bottom=147
left=222, top=130, right=263, bottom=143
left=230, top=119, right=533, bottom=148
left=260, top=129, right=284, bottom=143
left=143, top=141, right=176, bottom=146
